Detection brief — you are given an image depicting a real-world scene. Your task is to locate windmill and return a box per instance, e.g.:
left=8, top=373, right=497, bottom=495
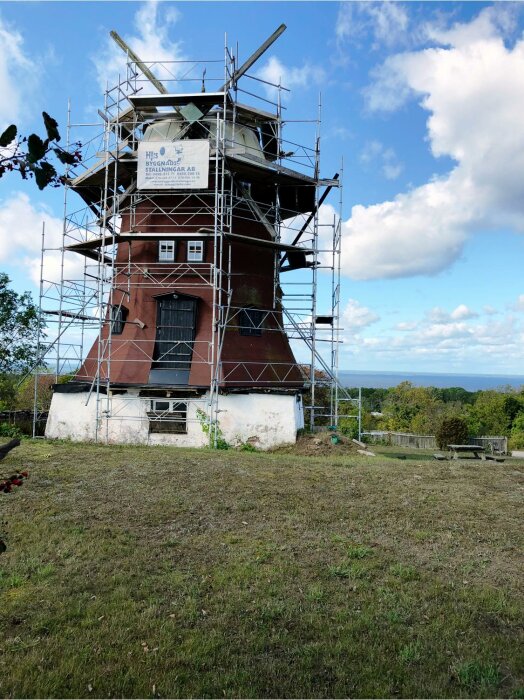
left=43, top=26, right=342, bottom=448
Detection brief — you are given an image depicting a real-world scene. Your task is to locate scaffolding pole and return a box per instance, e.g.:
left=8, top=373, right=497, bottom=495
left=34, top=44, right=344, bottom=442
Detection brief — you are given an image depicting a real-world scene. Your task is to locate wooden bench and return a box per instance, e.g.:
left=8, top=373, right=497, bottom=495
left=484, top=454, right=505, bottom=463
left=448, top=444, right=486, bottom=460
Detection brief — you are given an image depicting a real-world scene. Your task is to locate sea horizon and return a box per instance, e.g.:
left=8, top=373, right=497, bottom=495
left=338, top=369, right=524, bottom=391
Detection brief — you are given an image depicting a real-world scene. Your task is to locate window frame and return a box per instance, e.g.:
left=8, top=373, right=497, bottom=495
left=239, top=307, right=264, bottom=337
left=187, top=240, right=204, bottom=263
left=158, top=240, right=176, bottom=262
left=147, top=399, right=187, bottom=434
left=110, top=305, right=127, bottom=335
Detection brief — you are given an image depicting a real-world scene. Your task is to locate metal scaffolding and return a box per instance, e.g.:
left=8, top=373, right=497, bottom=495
left=33, top=36, right=345, bottom=443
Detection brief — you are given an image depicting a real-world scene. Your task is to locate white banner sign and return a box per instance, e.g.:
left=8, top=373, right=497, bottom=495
left=137, top=140, right=210, bottom=190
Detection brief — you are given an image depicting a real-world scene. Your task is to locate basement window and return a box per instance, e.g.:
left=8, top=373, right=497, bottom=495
left=110, top=305, right=128, bottom=335
left=158, top=240, right=176, bottom=262
left=239, top=308, right=264, bottom=336
left=187, top=240, right=204, bottom=262
left=147, top=399, right=187, bottom=434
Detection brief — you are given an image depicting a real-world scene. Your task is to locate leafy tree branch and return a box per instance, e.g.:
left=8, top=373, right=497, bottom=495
left=0, top=112, right=81, bottom=189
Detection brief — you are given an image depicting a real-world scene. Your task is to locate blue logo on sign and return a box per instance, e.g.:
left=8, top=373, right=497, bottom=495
left=159, top=147, right=166, bottom=156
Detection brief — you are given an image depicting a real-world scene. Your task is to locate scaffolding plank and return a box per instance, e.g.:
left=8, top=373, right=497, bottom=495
left=65, top=243, right=112, bottom=264
left=226, top=153, right=317, bottom=186
left=65, top=231, right=310, bottom=255
left=43, top=309, right=99, bottom=322
left=315, top=315, right=334, bottom=325
left=226, top=232, right=313, bottom=253
left=128, top=92, right=227, bottom=109
left=235, top=102, right=278, bottom=124
left=78, top=250, right=112, bottom=265
left=71, top=148, right=317, bottom=193
left=67, top=237, right=117, bottom=251
left=65, top=232, right=215, bottom=253
left=70, top=154, right=135, bottom=190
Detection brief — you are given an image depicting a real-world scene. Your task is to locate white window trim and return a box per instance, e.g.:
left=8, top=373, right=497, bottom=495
left=187, top=240, right=204, bottom=262
left=149, top=399, right=187, bottom=413
left=158, top=240, right=175, bottom=262
left=147, top=399, right=188, bottom=434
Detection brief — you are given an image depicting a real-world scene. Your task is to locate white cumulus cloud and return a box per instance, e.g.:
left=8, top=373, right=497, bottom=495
left=342, top=6, right=524, bottom=280
left=427, top=304, right=478, bottom=323
left=340, top=301, right=523, bottom=371
left=0, top=192, right=84, bottom=286
left=514, top=295, right=524, bottom=312
left=450, top=304, right=478, bottom=321
left=0, top=14, right=36, bottom=128
left=483, top=305, right=498, bottom=316
left=360, top=140, right=404, bottom=180
left=342, top=298, right=380, bottom=331
left=256, top=55, right=325, bottom=98
left=336, top=1, right=410, bottom=49
left=395, top=321, right=418, bottom=331
left=93, top=1, right=185, bottom=94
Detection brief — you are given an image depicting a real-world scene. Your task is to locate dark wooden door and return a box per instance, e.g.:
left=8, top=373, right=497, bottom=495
left=150, top=295, right=197, bottom=384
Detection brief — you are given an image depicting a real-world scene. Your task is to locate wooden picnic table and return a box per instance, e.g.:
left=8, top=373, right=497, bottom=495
left=448, top=444, right=486, bottom=460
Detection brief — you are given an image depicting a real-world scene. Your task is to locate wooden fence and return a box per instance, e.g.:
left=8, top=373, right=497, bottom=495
left=361, top=431, right=508, bottom=454
left=362, top=431, right=437, bottom=449
left=0, top=410, right=47, bottom=436
left=468, top=436, right=508, bottom=454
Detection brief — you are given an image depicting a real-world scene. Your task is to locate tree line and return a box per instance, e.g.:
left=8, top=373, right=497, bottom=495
left=2, top=279, right=523, bottom=448
left=335, top=382, right=524, bottom=449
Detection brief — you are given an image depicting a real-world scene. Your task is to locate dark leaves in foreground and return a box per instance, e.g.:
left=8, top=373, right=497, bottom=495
left=27, top=134, right=47, bottom=163
left=0, top=113, right=81, bottom=189
left=0, top=124, right=17, bottom=148
left=0, top=468, right=28, bottom=555
left=42, top=111, right=60, bottom=142
left=0, top=470, right=29, bottom=494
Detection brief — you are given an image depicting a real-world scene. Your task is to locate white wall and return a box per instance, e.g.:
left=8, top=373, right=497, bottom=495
left=217, top=393, right=302, bottom=449
left=45, top=391, right=99, bottom=442
left=46, top=390, right=302, bottom=449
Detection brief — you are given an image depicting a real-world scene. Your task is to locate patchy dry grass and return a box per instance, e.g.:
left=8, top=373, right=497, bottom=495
left=0, top=440, right=523, bottom=698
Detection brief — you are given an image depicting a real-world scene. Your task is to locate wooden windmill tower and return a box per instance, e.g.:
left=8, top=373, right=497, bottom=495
left=44, top=26, right=342, bottom=447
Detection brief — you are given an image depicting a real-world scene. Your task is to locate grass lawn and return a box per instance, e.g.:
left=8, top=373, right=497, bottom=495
left=0, top=440, right=522, bottom=698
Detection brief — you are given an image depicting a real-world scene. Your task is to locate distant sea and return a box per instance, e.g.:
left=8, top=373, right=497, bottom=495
left=338, top=370, right=524, bottom=392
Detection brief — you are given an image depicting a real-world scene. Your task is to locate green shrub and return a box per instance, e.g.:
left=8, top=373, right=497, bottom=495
left=239, top=442, right=258, bottom=452
left=509, top=432, right=524, bottom=450
left=0, top=422, right=23, bottom=438
left=510, top=413, right=524, bottom=449
left=436, top=416, right=469, bottom=449
left=196, top=409, right=229, bottom=449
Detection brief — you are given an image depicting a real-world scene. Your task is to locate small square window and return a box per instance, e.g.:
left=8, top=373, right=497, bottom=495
left=148, top=400, right=187, bottom=434
left=159, top=240, right=175, bottom=262
left=239, top=308, right=263, bottom=336
left=187, top=240, right=204, bottom=262
left=151, top=400, right=170, bottom=412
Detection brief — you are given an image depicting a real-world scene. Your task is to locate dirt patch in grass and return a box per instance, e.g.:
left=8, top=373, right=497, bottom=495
left=272, top=430, right=361, bottom=456
left=0, top=440, right=522, bottom=698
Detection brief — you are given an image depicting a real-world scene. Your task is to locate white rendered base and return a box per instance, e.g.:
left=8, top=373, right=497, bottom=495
left=45, top=389, right=304, bottom=450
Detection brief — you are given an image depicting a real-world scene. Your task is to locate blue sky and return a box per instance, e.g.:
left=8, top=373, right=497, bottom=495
left=1, top=1, right=524, bottom=375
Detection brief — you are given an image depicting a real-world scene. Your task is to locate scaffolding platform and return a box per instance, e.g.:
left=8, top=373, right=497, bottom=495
left=33, top=29, right=346, bottom=446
